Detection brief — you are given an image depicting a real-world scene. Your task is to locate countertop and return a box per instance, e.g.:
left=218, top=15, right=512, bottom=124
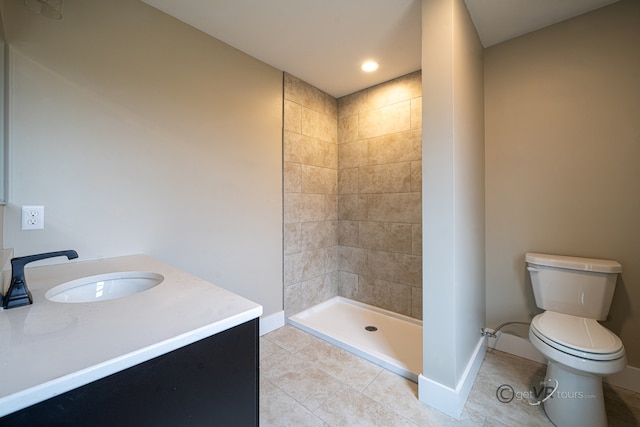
left=0, top=254, right=263, bottom=417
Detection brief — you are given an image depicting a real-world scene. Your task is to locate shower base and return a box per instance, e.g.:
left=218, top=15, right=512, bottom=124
left=288, top=296, right=422, bottom=382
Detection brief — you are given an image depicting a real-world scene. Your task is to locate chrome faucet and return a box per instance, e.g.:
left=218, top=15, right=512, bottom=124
left=2, top=250, right=79, bottom=309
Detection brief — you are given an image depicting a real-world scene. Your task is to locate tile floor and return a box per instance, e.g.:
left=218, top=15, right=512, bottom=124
left=260, top=325, right=640, bottom=426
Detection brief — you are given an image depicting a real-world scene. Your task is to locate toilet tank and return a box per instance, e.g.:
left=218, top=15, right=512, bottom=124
left=525, top=253, right=621, bottom=320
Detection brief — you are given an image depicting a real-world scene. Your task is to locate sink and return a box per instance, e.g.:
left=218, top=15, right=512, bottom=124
left=45, top=271, right=164, bottom=303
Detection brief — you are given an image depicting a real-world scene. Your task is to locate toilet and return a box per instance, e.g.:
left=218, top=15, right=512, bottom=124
left=526, top=252, right=626, bottom=427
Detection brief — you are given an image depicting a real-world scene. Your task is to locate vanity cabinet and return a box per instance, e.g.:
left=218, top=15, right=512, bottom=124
left=1, top=319, right=259, bottom=426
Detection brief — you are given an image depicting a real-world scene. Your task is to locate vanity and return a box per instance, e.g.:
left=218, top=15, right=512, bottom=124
left=0, top=254, right=262, bottom=426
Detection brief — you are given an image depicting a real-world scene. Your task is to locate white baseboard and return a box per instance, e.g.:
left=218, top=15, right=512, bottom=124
left=418, top=337, right=486, bottom=419
left=489, top=332, right=640, bottom=394
left=259, top=310, right=285, bottom=336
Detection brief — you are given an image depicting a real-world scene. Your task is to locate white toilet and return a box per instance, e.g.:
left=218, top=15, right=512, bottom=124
left=526, top=252, right=626, bottom=427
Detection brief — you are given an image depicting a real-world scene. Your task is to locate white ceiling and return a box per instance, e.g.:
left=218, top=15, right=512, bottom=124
left=142, top=0, right=619, bottom=98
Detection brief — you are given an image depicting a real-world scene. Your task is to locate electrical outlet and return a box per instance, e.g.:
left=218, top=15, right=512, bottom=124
left=21, top=205, right=45, bottom=230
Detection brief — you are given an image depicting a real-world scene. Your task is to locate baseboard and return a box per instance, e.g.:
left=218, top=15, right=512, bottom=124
left=418, top=337, right=486, bottom=419
left=259, top=310, right=285, bottom=336
left=489, top=332, right=640, bottom=394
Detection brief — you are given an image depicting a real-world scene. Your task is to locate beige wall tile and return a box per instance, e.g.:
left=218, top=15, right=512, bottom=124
left=285, top=73, right=337, bottom=117
left=338, top=220, right=359, bottom=246
left=358, top=163, right=411, bottom=193
left=338, top=194, right=368, bottom=221
left=412, top=224, right=422, bottom=256
left=338, top=115, right=358, bottom=144
left=284, top=99, right=302, bottom=133
left=302, top=107, right=337, bottom=143
left=299, top=221, right=338, bottom=251
left=338, top=271, right=359, bottom=298
left=285, top=193, right=326, bottom=223
left=338, top=168, right=359, bottom=194
left=302, top=165, right=338, bottom=194
left=284, top=131, right=337, bottom=169
left=357, top=276, right=412, bottom=316
left=284, top=249, right=326, bottom=286
left=410, top=160, right=422, bottom=192
left=337, top=90, right=367, bottom=118
left=367, top=250, right=422, bottom=287
left=410, top=97, right=422, bottom=130
left=367, top=130, right=421, bottom=165
left=284, top=162, right=301, bottom=193
left=284, top=223, right=301, bottom=255
left=367, top=193, right=421, bottom=224
left=338, top=140, right=367, bottom=169
left=325, top=195, right=338, bottom=221
left=337, top=246, right=368, bottom=275
left=359, top=222, right=412, bottom=254
left=366, top=71, right=422, bottom=111
left=359, top=101, right=411, bottom=139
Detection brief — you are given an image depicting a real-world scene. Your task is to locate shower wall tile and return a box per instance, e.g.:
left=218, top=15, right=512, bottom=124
left=338, top=115, right=358, bottom=144
left=284, top=249, right=327, bottom=287
left=358, top=163, right=411, bottom=194
left=338, top=221, right=359, bottom=247
left=337, top=271, right=359, bottom=298
left=337, top=246, right=367, bottom=276
left=367, top=130, right=421, bottom=165
left=338, top=140, right=367, bottom=169
left=284, top=193, right=326, bottom=223
left=285, top=71, right=422, bottom=320
left=299, top=221, right=338, bottom=251
left=285, top=73, right=337, bottom=118
left=325, top=195, right=338, bottom=221
left=284, top=99, right=302, bottom=133
left=410, top=160, right=422, bottom=192
left=367, top=250, right=422, bottom=288
left=284, top=131, right=337, bottom=169
left=366, top=71, right=422, bottom=111
left=411, top=97, right=422, bottom=130
left=338, top=168, right=358, bottom=194
left=301, top=165, right=337, bottom=194
left=336, top=70, right=423, bottom=320
left=357, top=276, right=412, bottom=317
left=367, top=193, right=421, bottom=224
left=337, top=90, right=367, bottom=119
left=359, top=222, right=412, bottom=254
left=284, top=73, right=339, bottom=316
left=412, top=224, right=422, bottom=256
left=359, top=101, right=410, bottom=139
left=302, top=107, right=337, bottom=143
left=411, top=287, right=422, bottom=320
left=284, top=162, right=301, bottom=193
left=284, top=223, right=302, bottom=255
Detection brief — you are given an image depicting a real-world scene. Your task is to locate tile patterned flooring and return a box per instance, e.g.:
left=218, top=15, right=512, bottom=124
left=260, top=325, right=640, bottom=426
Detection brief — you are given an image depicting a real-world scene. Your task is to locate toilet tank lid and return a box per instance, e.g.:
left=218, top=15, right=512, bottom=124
left=525, top=253, right=622, bottom=273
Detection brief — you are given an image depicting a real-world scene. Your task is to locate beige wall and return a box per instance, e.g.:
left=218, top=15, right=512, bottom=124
left=421, top=0, right=485, bottom=391
left=283, top=73, right=338, bottom=316
left=337, top=71, right=423, bottom=319
left=485, top=0, right=640, bottom=366
left=3, top=0, right=283, bottom=316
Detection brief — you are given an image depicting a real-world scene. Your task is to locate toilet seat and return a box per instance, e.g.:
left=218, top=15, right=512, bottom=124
left=531, top=311, right=624, bottom=361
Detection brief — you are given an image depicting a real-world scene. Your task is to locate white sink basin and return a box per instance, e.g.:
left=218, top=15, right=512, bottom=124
left=45, top=271, right=164, bottom=303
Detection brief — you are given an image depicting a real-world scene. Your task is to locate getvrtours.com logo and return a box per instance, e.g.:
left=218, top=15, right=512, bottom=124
left=496, top=379, right=596, bottom=406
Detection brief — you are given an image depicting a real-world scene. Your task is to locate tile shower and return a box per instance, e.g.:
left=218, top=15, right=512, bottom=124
left=283, top=71, right=423, bottom=320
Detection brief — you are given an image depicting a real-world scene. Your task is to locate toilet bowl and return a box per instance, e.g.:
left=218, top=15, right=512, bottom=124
left=526, top=253, right=626, bottom=427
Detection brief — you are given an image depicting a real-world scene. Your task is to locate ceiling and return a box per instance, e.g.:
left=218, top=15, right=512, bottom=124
left=141, top=0, right=619, bottom=98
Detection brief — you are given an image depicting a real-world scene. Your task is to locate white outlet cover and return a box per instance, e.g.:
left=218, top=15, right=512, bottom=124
left=22, top=205, right=45, bottom=230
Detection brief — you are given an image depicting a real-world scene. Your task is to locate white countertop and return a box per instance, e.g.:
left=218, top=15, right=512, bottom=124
left=0, top=254, right=263, bottom=417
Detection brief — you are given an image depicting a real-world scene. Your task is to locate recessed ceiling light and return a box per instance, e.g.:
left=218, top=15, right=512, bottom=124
left=361, top=61, right=379, bottom=72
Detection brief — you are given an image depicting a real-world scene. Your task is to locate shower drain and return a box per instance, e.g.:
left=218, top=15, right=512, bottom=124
left=364, top=326, right=378, bottom=332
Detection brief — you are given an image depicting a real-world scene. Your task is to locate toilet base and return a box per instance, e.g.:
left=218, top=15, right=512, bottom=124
left=543, top=361, right=607, bottom=427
